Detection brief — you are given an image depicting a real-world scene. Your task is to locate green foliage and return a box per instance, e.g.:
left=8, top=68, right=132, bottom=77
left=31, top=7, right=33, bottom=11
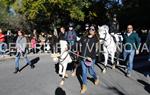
left=1, top=0, right=149, bottom=32
left=13, top=0, right=91, bottom=21
left=0, top=0, right=123, bottom=31
left=0, top=0, right=30, bottom=31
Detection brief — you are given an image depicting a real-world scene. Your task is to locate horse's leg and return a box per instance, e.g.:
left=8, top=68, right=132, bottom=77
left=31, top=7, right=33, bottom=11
left=111, top=52, right=116, bottom=69
left=102, top=52, right=108, bottom=74
left=116, top=50, right=120, bottom=66
left=116, top=41, right=122, bottom=67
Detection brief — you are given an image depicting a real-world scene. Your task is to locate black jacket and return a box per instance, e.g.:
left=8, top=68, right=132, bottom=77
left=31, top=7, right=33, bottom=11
left=58, top=32, right=65, bottom=41
left=109, top=21, right=119, bottom=33
left=79, top=36, right=98, bottom=59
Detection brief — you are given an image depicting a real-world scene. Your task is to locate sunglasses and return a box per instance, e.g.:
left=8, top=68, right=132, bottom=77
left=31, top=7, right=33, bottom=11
left=90, top=28, right=95, bottom=31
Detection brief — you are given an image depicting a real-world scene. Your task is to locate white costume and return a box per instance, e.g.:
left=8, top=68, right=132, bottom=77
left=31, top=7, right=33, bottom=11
left=59, top=40, right=72, bottom=78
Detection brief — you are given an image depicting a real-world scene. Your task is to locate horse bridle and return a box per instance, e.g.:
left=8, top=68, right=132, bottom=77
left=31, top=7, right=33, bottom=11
left=99, top=30, right=112, bottom=48
left=99, top=30, right=107, bottom=41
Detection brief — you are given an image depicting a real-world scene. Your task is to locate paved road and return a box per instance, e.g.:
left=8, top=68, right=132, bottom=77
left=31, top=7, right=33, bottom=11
left=0, top=54, right=150, bottom=95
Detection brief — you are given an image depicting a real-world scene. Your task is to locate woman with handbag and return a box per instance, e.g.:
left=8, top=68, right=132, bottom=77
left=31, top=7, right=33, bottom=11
left=14, top=30, right=34, bottom=74
left=79, top=25, right=100, bottom=94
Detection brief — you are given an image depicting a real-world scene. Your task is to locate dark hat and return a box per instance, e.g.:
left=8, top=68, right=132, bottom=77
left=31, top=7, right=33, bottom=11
left=69, top=22, right=74, bottom=27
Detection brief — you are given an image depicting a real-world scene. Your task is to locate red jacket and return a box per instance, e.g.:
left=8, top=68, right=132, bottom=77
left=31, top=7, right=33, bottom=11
left=31, top=38, right=37, bottom=48
left=0, top=33, right=5, bottom=42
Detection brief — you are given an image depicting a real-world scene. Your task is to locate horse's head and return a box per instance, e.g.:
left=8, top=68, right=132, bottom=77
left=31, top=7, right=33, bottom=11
left=98, top=25, right=109, bottom=34
left=98, top=25, right=109, bottom=42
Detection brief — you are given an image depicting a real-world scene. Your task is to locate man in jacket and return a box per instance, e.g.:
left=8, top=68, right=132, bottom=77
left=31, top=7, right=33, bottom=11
left=123, top=25, right=140, bottom=77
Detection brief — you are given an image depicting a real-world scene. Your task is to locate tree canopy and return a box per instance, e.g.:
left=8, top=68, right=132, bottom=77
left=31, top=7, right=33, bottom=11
left=0, top=0, right=150, bottom=32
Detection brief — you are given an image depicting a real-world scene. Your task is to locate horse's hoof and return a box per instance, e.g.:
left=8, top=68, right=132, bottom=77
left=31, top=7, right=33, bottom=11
left=60, top=80, right=64, bottom=86
left=102, top=69, right=106, bottom=74
left=116, top=61, right=119, bottom=66
left=112, top=65, right=116, bottom=69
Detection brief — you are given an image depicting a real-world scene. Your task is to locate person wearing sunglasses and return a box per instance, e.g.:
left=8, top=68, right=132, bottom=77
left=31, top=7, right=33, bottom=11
left=123, top=25, right=140, bottom=77
left=79, top=24, right=100, bottom=94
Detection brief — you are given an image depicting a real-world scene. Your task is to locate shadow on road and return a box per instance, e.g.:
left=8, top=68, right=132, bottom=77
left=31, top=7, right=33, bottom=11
left=107, top=87, right=125, bottom=95
left=116, top=66, right=126, bottom=75
left=76, top=65, right=82, bottom=88
left=95, top=62, right=103, bottom=71
left=55, top=87, right=66, bottom=95
left=133, top=52, right=150, bottom=77
left=134, top=62, right=150, bottom=77
left=137, top=79, right=150, bottom=94
left=19, top=57, right=40, bottom=72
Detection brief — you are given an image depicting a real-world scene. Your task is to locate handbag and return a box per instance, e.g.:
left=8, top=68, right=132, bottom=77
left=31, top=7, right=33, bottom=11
left=84, top=58, right=93, bottom=67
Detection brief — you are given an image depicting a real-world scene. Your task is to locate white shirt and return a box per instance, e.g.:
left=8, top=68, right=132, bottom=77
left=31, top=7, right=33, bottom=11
left=127, top=32, right=132, bottom=36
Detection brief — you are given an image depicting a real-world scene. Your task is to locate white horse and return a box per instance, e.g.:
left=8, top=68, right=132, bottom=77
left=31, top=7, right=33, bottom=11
left=98, top=25, right=118, bottom=73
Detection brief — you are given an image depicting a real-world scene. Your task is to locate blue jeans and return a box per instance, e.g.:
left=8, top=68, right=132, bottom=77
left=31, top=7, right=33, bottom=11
left=0, top=42, right=6, bottom=55
left=0, top=43, right=2, bottom=55
left=123, top=50, right=135, bottom=74
left=81, top=59, right=97, bottom=85
left=15, top=52, right=31, bottom=69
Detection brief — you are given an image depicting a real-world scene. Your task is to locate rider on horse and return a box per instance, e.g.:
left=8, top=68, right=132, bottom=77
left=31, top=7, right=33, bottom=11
left=108, top=14, right=122, bottom=43
left=109, top=14, right=120, bottom=34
